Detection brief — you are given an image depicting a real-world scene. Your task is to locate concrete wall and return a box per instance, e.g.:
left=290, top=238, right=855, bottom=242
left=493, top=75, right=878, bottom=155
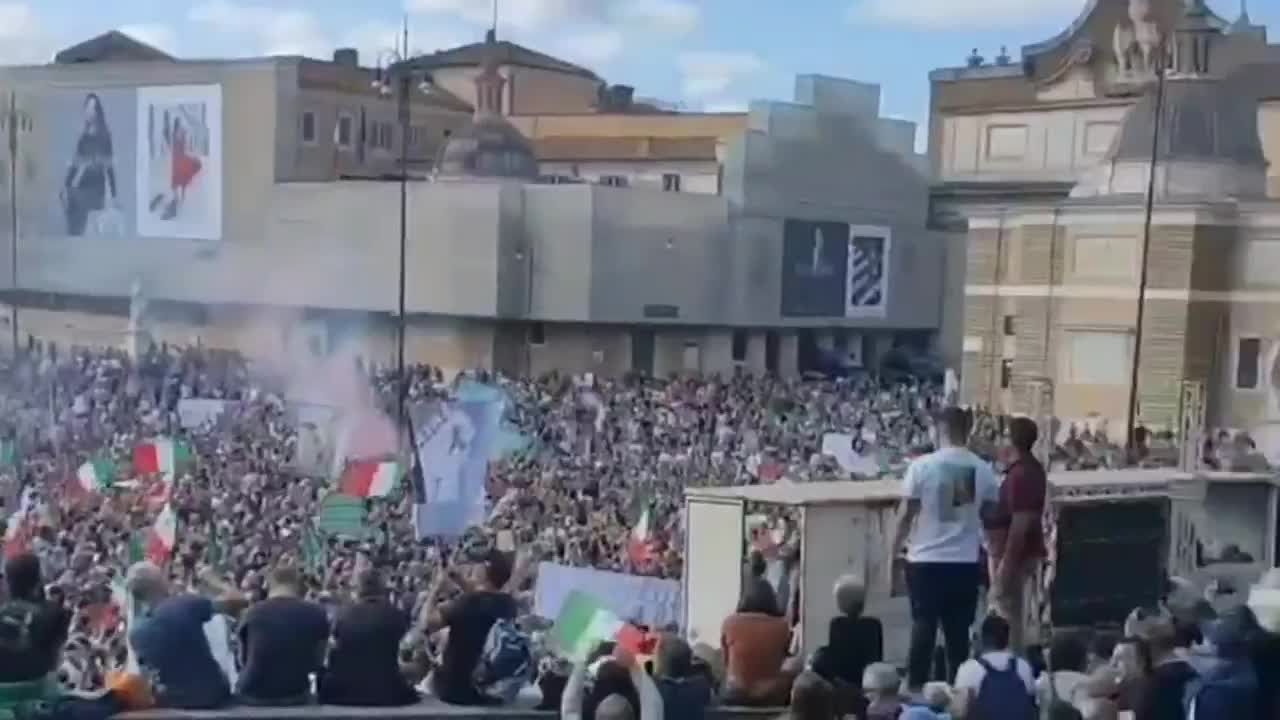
left=538, top=160, right=719, bottom=194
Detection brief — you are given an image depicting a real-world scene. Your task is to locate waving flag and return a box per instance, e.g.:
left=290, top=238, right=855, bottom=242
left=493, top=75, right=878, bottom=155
left=133, top=439, right=192, bottom=479
left=145, top=504, right=178, bottom=564
left=3, top=487, right=37, bottom=559
left=77, top=458, right=116, bottom=493
left=550, top=591, right=649, bottom=663
left=339, top=460, right=401, bottom=498
left=627, top=500, right=656, bottom=565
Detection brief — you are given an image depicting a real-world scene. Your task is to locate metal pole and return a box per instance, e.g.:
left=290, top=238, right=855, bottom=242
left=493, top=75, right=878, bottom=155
left=396, top=71, right=409, bottom=430
left=7, top=92, right=19, bottom=355
left=1125, top=67, right=1166, bottom=453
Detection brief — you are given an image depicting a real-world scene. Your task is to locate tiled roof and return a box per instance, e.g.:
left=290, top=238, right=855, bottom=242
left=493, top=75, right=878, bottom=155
left=399, top=40, right=597, bottom=79
left=55, top=30, right=174, bottom=64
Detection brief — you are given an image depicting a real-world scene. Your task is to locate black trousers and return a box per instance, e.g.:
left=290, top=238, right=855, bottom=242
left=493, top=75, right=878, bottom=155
left=905, top=561, right=980, bottom=689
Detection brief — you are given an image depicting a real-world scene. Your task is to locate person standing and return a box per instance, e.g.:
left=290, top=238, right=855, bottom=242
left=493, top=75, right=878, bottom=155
left=984, top=416, right=1047, bottom=651
left=892, top=406, right=999, bottom=692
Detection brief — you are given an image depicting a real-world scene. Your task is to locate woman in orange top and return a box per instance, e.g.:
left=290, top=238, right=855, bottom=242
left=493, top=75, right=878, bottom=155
left=721, top=579, right=794, bottom=705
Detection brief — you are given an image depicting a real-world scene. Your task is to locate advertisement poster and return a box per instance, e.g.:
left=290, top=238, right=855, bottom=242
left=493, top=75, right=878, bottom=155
left=136, top=84, right=222, bottom=240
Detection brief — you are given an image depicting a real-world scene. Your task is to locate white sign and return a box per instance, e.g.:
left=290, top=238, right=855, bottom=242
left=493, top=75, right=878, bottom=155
left=534, top=561, right=682, bottom=629
left=177, top=398, right=231, bottom=429
left=821, top=433, right=881, bottom=476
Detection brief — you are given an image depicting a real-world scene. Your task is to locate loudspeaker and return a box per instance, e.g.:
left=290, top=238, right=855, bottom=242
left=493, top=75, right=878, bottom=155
left=1050, top=499, right=1167, bottom=628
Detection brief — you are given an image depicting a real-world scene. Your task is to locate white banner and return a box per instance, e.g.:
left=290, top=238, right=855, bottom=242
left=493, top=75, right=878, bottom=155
left=177, top=398, right=231, bottom=430
left=821, top=432, right=880, bottom=475
left=534, top=561, right=682, bottom=629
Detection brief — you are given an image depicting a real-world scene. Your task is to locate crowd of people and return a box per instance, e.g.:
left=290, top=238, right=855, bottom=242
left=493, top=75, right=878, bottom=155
left=0, top=340, right=1272, bottom=720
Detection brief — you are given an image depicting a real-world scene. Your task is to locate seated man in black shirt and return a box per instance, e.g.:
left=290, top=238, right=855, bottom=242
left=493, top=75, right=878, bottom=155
left=413, top=550, right=521, bottom=705
left=0, top=553, right=70, bottom=686
left=319, top=568, right=418, bottom=707
left=824, top=575, right=883, bottom=686
left=237, top=566, right=329, bottom=705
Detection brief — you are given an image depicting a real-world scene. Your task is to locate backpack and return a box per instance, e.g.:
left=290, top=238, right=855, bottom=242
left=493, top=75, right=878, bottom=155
left=971, top=656, right=1036, bottom=720
left=0, top=600, right=40, bottom=654
left=472, top=618, right=532, bottom=703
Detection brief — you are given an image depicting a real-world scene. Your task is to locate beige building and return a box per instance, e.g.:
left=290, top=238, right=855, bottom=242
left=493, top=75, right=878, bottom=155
left=936, top=0, right=1280, bottom=441
left=0, top=32, right=942, bottom=379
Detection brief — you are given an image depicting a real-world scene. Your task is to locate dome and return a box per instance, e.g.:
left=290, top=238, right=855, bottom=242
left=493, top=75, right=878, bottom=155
left=434, top=114, right=539, bottom=181
left=1071, top=78, right=1269, bottom=200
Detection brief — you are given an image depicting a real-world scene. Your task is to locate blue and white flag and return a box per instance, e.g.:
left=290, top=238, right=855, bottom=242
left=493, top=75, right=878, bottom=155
left=411, top=399, right=501, bottom=538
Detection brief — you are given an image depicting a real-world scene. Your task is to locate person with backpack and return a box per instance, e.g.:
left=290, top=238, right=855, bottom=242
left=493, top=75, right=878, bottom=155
left=0, top=553, right=69, bottom=715
left=414, top=549, right=525, bottom=705
left=953, top=615, right=1036, bottom=720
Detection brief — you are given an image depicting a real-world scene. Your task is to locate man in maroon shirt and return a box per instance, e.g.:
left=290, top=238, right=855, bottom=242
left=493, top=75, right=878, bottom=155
left=983, top=416, right=1047, bottom=650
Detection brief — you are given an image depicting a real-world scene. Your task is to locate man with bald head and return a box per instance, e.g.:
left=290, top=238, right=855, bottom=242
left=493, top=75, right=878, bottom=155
left=127, top=561, right=246, bottom=709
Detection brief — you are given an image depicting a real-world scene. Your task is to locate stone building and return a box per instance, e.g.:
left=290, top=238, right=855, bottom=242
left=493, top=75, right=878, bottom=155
left=934, top=0, right=1280, bottom=440
left=0, top=31, right=942, bottom=379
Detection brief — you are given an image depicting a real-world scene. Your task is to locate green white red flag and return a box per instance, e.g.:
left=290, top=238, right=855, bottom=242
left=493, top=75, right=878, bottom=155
left=133, top=439, right=192, bottom=480
left=339, top=460, right=401, bottom=498
left=145, top=504, right=178, bottom=564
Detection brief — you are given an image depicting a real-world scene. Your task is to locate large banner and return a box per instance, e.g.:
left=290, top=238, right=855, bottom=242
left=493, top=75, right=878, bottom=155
left=780, top=219, right=849, bottom=317
left=533, top=562, right=682, bottom=629
left=39, top=88, right=137, bottom=240
left=411, top=399, right=501, bottom=538
left=779, top=219, right=890, bottom=319
left=136, top=84, right=222, bottom=240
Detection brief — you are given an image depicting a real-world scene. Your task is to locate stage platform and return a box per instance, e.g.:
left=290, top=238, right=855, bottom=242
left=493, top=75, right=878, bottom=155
left=119, top=701, right=780, bottom=720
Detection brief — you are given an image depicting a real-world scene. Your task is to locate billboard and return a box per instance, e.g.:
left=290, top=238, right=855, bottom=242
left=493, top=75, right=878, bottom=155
left=780, top=220, right=891, bottom=319
left=29, top=83, right=223, bottom=243
left=41, top=88, right=137, bottom=239
left=780, top=219, right=849, bottom=317
left=137, top=84, right=223, bottom=240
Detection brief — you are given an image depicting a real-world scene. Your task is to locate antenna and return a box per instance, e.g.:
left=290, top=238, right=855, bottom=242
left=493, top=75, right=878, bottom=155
left=402, top=13, right=409, bottom=58
left=491, top=0, right=499, bottom=38
left=1240, top=0, right=1250, bottom=23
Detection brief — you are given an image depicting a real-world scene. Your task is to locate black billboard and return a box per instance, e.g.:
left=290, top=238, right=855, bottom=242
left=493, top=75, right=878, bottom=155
left=780, top=219, right=849, bottom=317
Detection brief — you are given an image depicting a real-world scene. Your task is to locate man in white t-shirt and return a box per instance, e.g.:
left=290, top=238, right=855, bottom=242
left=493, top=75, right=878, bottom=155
left=891, top=406, right=998, bottom=691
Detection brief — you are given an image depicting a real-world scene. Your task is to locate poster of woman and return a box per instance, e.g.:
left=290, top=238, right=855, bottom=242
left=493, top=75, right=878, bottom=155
left=135, top=84, right=222, bottom=240
left=44, top=89, right=135, bottom=239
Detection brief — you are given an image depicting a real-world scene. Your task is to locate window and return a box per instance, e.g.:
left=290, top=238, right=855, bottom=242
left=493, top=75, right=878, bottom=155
left=1236, top=337, right=1262, bottom=390
left=600, top=175, right=629, bottom=187
left=663, top=173, right=682, bottom=192
left=528, top=322, right=546, bottom=346
left=1060, top=331, right=1133, bottom=385
left=1003, top=315, right=1016, bottom=336
left=732, top=330, right=748, bottom=362
left=336, top=114, right=354, bottom=148
left=300, top=111, right=317, bottom=143
left=1000, top=359, right=1013, bottom=389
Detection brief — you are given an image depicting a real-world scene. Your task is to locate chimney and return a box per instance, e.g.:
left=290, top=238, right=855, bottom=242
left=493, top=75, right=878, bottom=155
left=611, top=84, right=634, bottom=108
left=333, top=48, right=359, bottom=68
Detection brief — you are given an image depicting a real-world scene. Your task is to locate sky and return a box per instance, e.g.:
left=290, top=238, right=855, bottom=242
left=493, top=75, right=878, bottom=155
left=0, top=0, right=1273, bottom=150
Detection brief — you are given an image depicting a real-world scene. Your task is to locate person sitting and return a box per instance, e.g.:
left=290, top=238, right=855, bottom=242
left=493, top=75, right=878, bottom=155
left=1183, top=607, right=1258, bottom=720
left=127, top=561, right=245, bottom=710
left=902, top=682, right=953, bottom=719
left=721, top=579, right=792, bottom=705
left=0, top=553, right=69, bottom=715
left=862, top=662, right=904, bottom=720
left=319, top=567, right=418, bottom=707
left=952, top=614, right=1036, bottom=720
left=562, top=643, right=662, bottom=720
left=776, top=670, right=836, bottom=720
left=653, top=634, right=713, bottom=720
left=1037, top=630, right=1118, bottom=720
left=824, top=574, right=883, bottom=689
left=235, top=566, right=329, bottom=706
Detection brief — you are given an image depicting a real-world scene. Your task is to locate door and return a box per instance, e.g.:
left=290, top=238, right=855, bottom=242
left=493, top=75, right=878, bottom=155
left=631, top=330, right=655, bottom=376
left=765, top=331, right=780, bottom=375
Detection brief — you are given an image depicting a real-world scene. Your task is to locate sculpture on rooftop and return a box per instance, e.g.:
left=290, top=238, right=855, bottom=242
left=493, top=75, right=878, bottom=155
left=1113, top=0, right=1164, bottom=77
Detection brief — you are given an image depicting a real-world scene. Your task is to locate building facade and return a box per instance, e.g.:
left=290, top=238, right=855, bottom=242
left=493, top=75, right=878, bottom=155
left=935, top=0, right=1280, bottom=442
left=0, top=33, right=941, bottom=379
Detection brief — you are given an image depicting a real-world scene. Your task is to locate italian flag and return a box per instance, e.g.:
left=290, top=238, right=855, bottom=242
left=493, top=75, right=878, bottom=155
left=550, top=591, right=647, bottom=662
left=77, top=458, right=116, bottom=493
left=133, top=439, right=192, bottom=479
left=339, top=460, right=401, bottom=498
left=3, top=487, right=36, bottom=559
left=627, top=503, right=655, bottom=565
left=145, top=504, right=178, bottom=564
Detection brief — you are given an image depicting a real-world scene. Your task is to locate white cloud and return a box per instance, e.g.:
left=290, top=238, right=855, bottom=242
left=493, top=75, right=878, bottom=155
left=0, top=2, right=56, bottom=64
left=189, top=0, right=329, bottom=58
left=337, top=20, right=469, bottom=65
left=701, top=100, right=749, bottom=114
left=118, top=22, right=178, bottom=55
left=848, top=0, right=1086, bottom=30
left=615, top=0, right=700, bottom=34
left=677, top=51, right=765, bottom=99
left=553, top=28, right=625, bottom=66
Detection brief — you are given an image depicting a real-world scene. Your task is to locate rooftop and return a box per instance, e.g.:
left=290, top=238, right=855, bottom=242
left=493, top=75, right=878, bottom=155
left=397, top=37, right=597, bottom=80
